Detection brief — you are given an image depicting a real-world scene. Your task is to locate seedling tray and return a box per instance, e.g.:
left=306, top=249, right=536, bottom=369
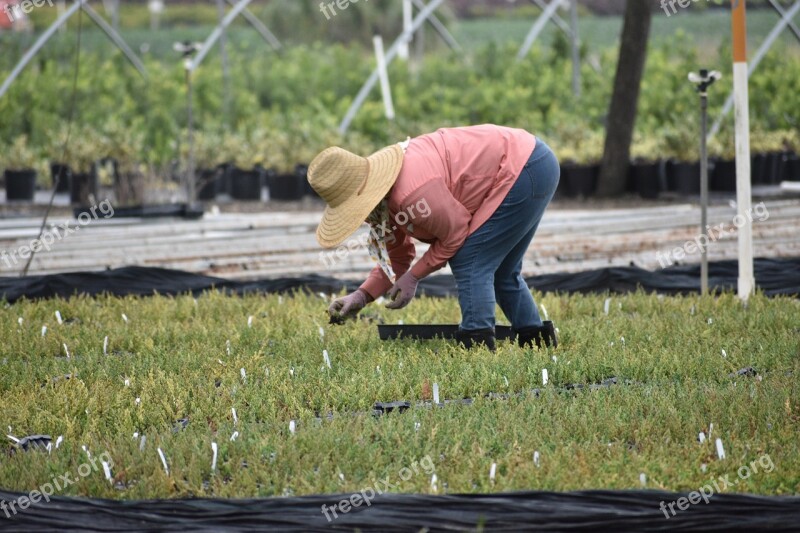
left=378, top=324, right=514, bottom=341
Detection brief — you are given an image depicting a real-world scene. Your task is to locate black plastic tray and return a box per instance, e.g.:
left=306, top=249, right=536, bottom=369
left=378, top=324, right=514, bottom=341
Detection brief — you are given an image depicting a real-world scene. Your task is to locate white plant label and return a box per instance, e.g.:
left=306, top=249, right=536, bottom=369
left=211, top=442, right=218, bottom=472
left=158, top=447, right=169, bottom=475
left=55, top=311, right=63, bottom=325
left=715, top=438, right=726, bottom=459
left=489, top=462, right=497, bottom=482
left=102, top=461, right=113, bottom=483
left=542, top=369, right=549, bottom=386
left=433, top=383, right=440, bottom=405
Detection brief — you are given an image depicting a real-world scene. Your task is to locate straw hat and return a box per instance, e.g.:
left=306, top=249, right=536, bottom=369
left=308, top=144, right=405, bottom=248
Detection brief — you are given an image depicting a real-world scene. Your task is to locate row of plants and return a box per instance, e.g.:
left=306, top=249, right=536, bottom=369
left=1, top=38, right=798, bottom=201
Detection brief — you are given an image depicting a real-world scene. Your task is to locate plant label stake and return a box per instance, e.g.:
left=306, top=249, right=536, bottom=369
left=533, top=451, right=540, bottom=468
left=715, top=438, right=726, bottom=459
left=231, top=408, right=238, bottom=426
left=240, top=368, right=247, bottom=383
left=122, top=313, right=128, bottom=324
left=289, top=420, right=296, bottom=434
left=55, top=310, right=63, bottom=325
left=503, top=376, right=509, bottom=387
left=540, top=304, right=548, bottom=321
left=55, top=435, right=63, bottom=448
left=102, top=460, right=113, bottom=484
left=639, top=473, right=647, bottom=487
left=158, top=447, right=169, bottom=475
left=226, top=340, right=231, bottom=356
left=211, top=441, right=218, bottom=472
left=542, top=369, right=549, bottom=386
left=63, top=343, right=70, bottom=359
left=41, top=325, right=47, bottom=337
left=721, top=349, right=727, bottom=358
left=489, top=463, right=497, bottom=483
left=103, top=336, right=108, bottom=356
left=699, top=431, right=706, bottom=444
left=604, top=298, right=611, bottom=315
left=430, top=474, right=438, bottom=492
left=230, top=431, right=239, bottom=442
left=433, top=383, right=440, bottom=405
left=323, top=350, right=331, bottom=369
left=124, top=379, right=130, bottom=387
left=17, top=317, right=23, bottom=326
left=708, top=423, right=713, bottom=439
left=139, top=435, right=146, bottom=451
left=248, top=316, right=253, bottom=328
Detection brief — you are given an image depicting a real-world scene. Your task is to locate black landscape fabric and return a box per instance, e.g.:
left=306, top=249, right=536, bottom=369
left=1, top=257, right=799, bottom=303
left=1, top=489, right=799, bottom=532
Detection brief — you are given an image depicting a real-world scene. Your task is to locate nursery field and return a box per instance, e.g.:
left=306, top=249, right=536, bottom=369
left=1, top=290, right=798, bottom=499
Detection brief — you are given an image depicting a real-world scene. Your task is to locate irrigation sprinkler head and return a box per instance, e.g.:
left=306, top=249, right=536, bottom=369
left=688, top=69, right=722, bottom=93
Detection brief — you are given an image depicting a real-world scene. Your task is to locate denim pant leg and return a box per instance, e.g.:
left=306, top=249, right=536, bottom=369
left=449, top=139, right=560, bottom=331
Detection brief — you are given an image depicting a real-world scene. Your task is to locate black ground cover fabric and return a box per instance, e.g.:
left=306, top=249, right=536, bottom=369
left=0, top=489, right=798, bottom=531
left=1, top=257, right=798, bottom=303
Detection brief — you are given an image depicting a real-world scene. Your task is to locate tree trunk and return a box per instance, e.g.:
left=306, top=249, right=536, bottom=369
left=596, top=0, right=653, bottom=197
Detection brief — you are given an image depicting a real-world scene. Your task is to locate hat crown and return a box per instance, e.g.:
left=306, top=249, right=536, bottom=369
left=308, top=147, right=369, bottom=208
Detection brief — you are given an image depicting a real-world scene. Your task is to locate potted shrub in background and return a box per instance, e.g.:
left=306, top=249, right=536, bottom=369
left=188, top=130, right=224, bottom=201
left=781, top=129, right=800, bottom=181
left=103, top=121, right=147, bottom=206
left=2, top=136, right=41, bottom=202
left=555, top=127, right=603, bottom=198
left=709, top=128, right=737, bottom=192
left=264, top=130, right=305, bottom=201
left=663, top=124, right=701, bottom=195
left=629, top=133, right=665, bottom=199
left=65, top=131, right=100, bottom=206
left=230, top=136, right=264, bottom=201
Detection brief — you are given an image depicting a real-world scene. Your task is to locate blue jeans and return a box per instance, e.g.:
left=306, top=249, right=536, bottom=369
left=449, top=138, right=560, bottom=331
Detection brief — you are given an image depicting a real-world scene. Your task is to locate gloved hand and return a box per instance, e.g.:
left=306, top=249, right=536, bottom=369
left=386, top=271, right=419, bottom=310
left=328, top=289, right=370, bottom=319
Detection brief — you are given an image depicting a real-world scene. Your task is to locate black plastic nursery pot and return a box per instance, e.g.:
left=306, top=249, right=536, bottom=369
left=669, top=161, right=700, bottom=195
left=4, top=169, right=37, bottom=201
left=196, top=168, right=221, bottom=201
left=783, top=154, right=800, bottom=181
left=70, top=171, right=98, bottom=205
left=560, top=163, right=598, bottom=198
left=711, top=159, right=737, bottom=191
left=50, top=163, right=72, bottom=193
left=630, top=162, right=661, bottom=199
left=269, top=172, right=306, bottom=201
left=230, top=167, right=263, bottom=201
left=378, top=324, right=515, bottom=341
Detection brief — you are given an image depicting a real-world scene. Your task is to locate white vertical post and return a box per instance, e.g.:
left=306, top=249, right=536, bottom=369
left=399, top=0, right=412, bottom=60
left=373, top=35, right=396, bottom=121
left=732, top=0, right=754, bottom=301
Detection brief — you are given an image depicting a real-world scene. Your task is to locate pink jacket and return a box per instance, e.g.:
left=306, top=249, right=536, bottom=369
left=360, top=124, right=537, bottom=299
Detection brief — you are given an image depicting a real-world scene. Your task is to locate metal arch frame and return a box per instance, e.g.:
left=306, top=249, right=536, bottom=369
left=0, top=0, right=147, bottom=100
left=708, top=0, right=800, bottom=140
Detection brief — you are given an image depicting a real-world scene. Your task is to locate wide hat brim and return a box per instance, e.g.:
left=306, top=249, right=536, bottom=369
left=315, top=144, right=404, bottom=248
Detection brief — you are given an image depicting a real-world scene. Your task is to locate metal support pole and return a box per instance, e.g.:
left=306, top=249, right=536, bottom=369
left=216, top=0, right=232, bottom=126
left=190, top=0, right=253, bottom=72
left=768, top=0, right=800, bottom=43
left=186, top=66, right=196, bottom=204
left=699, top=91, right=709, bottom=294
left=570, top=0, right=581, bottom=97
left=517, top=0, right=565, bottom=61
left=374, top=35, right=395, bottom=121
left=225, top=0, right=282, bottom=51
left=338, top=0, right=446, bottom=134
left=410, top=0, right=462, bottom=52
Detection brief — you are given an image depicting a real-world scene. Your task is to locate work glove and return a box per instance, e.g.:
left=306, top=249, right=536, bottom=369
left=386, top=271, right=419, bottom=310
left=328, top=289, right=370, bottom=319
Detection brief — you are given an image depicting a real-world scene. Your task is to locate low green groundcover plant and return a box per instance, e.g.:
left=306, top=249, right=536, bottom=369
left=0, top=290, right=798, bottom=499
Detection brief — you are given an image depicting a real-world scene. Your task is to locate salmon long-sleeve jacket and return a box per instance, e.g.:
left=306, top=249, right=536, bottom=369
left=359, top=124, right=537, bottom=299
